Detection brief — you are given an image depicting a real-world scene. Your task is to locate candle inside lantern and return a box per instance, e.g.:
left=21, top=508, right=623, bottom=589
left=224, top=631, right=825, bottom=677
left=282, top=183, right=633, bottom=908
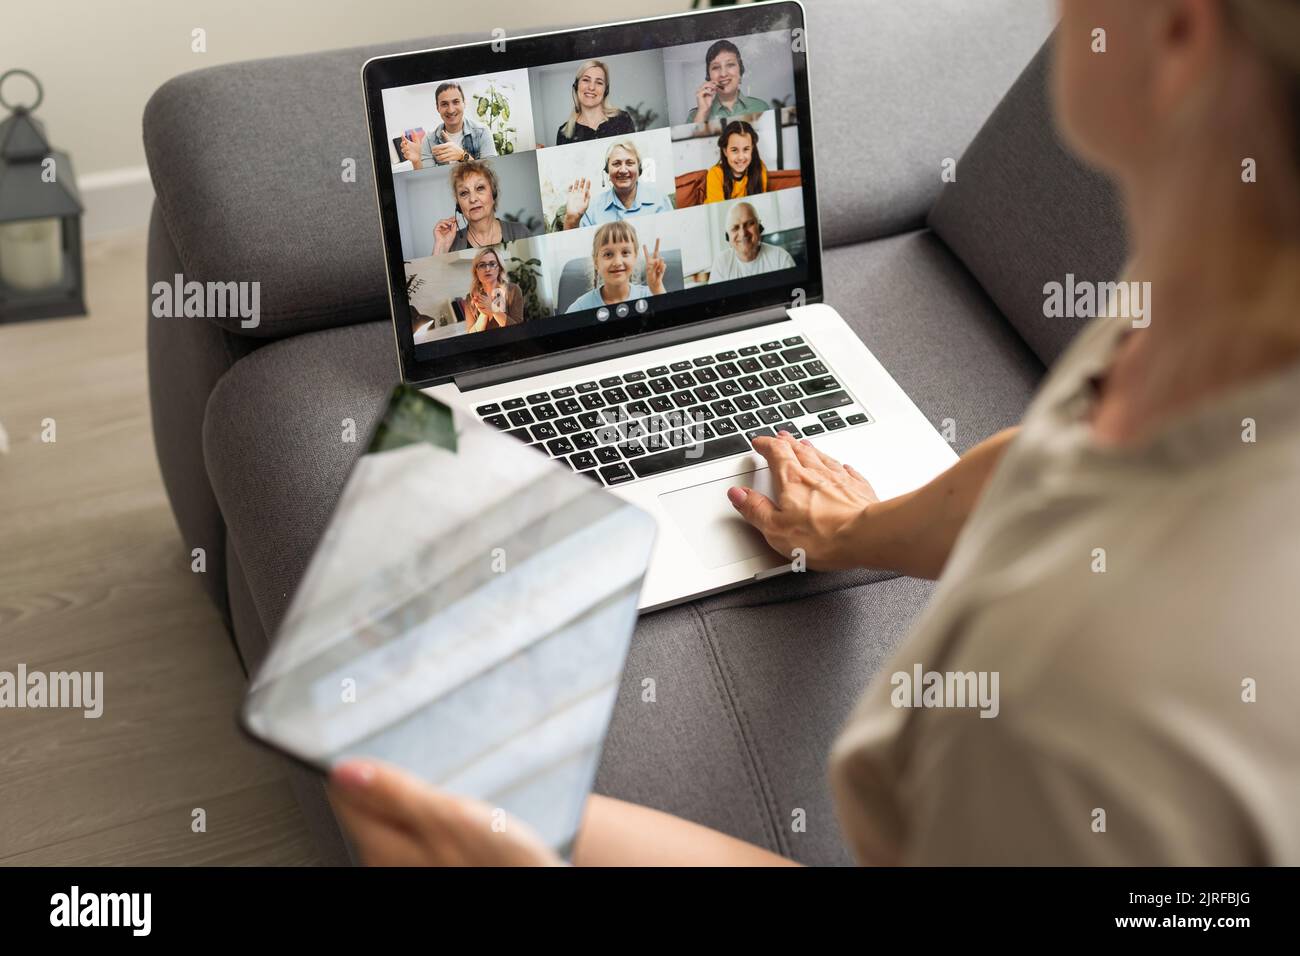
left=0, top=217, right=63, bottom=291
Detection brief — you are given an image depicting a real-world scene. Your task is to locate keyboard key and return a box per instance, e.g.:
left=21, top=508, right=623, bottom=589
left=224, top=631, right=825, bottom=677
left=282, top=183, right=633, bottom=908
left=623, top=370, right=646, bottom=382
left=781, top=346, right=815, bottom=363
left=735, top=395, right=760, bottom=411
left=802, top=423, right=826, bottom=436
left=580, top=393, right=607, bottom=409
left=602, top=387, right=628, bottom=405
left=758, top=407, right=782, bottom=425
left=802, top=376, right=840, bottom=396
left=503, top=397, right=526, bottom=410
left=671, top=391, right=698, bottom=407
left=761, top=370, right=785, bottom=386
left=629, top=434, right=750, bottom=479
left=576, top=381, right=599, bottom=393
left=526, top=392, right=549, bottom=405
left=712, top=399, right=738, bottom=416
left=669, top=360, right=693, bottom=372
left=649, top=377, right=674, bottom=395
left=778, top=385, right=804, bottom=402
left=546, top=437, right=575, bottom=456
left=738, top=357, right=762, bottom=374
left=550, top=386, right=575, bottom=399
left=778, top=402, right=804, bottom=420
left=756, top=389, right=781, bottom=406
left=694, top=366, right=719, bottom=383
left=847, top=413, right=870, bottom=425
left=782, top=336, right=804, bottom=346
left=533, top=403, right=558, bottom=420
left=482, top=414, right=508, bottom=430
left=671, top=372, right=696, bottom=389
left=736, top=412, right=761, bottom=430
left=626, top=400, right=651, bottom=418
left=647, top=365, right=669, bottom=377
left=599, top=376, right=622, bottom=388
left=760, top=341, right=782, bottom=351
left=693, top=385, right=719, bottom=402
left=626, top=382, right=651, bottom=399
left=556, top=416, right=581, bottom=435
left=803, top=360, right=828, bottom=376
left=739, top=375, right=762, bottom=391
left=649, top=395, right=674, bottom=412
left=573, top=432, right=598, bottom=450
left=713, top=417, right=738, bottom=435
left=718, top=380, right=742, bottom=397
left=579, top=411, right=604, bottom=429
left=601, top=407, right=625, bottom=424
left=508, top=408, right=535, bottom=427
left=600, top=463, right=634, bottom=485
left=531, top=423, right=557, bottom=441
left=783, top=365, right=808, bottom=381
left=621, top=440, right=648, bottom=458
left=739, top=345, right=761, bottom=356
left=475, top=403, right=501, bottom=415
left=774, top=422, right=802, bottom=438
left=570, top=451, right=598, bottom=470
left=802, top=390, right=853, bottom=414
left=595, top=446, right=622, bottom=465
left=506, top=427, right=531, bottom=442
left=760, top=353, right=783, bottom=369
left=716, top=362, right=740, bottom=378
left=693, top=355, right=715, bottom=366
left=715, top=350, right=738, bottom=361
left=825, top=417, right=847, bottom=430
left=594, top=425, right=622, bottom=445
left=556, top=398, right=581, bottom=415
left=745, top=427, right=777, bottom=442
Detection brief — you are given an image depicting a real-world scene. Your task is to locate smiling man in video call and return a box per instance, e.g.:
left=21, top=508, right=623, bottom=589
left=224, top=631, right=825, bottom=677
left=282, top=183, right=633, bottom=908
left=709, top=201, right=794, bottom=282
left=401, top=81, right=498, bottom=169
left=561, top=140, right=674, bottom=229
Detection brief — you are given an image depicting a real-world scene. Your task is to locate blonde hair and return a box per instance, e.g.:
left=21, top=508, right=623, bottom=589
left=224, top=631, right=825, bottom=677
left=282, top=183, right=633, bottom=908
left=563, top=60, right=623, bottom=140
left=1228, top=0, right=1300, bottom=162
left=590, top=221, right=640, bottom=288
left=467, top=247, right=507, bottom=301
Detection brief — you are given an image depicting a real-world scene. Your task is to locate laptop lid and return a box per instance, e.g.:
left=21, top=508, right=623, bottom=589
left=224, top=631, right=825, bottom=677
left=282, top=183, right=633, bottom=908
left=363, top=1, right=821, bottom=386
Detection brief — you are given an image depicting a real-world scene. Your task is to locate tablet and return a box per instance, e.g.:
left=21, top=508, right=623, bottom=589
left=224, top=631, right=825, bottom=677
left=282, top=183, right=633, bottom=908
left=240, top=385, right=656, bottom=855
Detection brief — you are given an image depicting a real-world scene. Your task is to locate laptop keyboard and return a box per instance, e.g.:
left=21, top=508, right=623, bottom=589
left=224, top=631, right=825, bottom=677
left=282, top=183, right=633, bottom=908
left=472, top=335, right=873, bottom=487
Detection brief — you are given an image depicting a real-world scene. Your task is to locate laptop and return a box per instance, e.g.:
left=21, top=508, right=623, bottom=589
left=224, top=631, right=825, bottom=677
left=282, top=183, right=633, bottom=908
left=362, top=0, right=957, bottom=611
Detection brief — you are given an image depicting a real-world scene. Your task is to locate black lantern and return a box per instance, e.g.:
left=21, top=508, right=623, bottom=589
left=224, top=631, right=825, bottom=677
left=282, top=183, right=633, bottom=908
left=0, top=69, right=85, bottom=323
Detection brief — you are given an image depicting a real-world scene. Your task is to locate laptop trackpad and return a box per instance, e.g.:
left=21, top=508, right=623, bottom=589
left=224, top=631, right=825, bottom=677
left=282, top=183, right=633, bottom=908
left=659, top=467, right=777, bottom=569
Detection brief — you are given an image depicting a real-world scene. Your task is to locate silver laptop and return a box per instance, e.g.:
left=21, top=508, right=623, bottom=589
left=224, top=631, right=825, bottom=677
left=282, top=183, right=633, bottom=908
left=362, top=0, right=957, bottom=611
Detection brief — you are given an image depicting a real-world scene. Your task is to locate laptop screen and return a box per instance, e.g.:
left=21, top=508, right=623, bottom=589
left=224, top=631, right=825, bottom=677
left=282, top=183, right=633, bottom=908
left=363, top=1, right=819, bottom=385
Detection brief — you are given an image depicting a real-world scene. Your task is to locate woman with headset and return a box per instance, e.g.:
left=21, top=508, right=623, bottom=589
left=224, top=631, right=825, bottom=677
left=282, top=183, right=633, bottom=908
left=556, top=60, right=635, bottom=145
left=332, top=0, right=1300, bottom=866
left=704, top=120, right=769, bottom=203
left=560, top=140, right=674, bottom=229
left=461, top=247, right=523, bottom=332
left=564, top=221, right=667, bottom=313
left=430, top=159, right=531, bottom=255
left=688, top=39, right=770, bottom=123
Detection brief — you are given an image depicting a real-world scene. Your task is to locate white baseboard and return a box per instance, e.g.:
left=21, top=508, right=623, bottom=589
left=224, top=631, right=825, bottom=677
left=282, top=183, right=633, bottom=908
left=78, top=165, right=154, bottom=240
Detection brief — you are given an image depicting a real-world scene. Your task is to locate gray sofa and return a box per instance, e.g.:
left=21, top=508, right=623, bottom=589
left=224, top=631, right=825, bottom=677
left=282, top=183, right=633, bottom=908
left=143, top=0, right=1125, bottom=865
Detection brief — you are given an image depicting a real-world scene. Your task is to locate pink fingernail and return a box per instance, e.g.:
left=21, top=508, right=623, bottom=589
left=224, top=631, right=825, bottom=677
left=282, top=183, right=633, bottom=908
left=727, top=487, right=748, bottom=506
left=332, top=761, right=376, bottom=790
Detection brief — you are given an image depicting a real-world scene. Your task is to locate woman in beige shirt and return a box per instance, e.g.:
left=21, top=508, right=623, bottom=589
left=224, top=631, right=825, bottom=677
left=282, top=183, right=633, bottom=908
left=329, top=0, right=1300, bottom=865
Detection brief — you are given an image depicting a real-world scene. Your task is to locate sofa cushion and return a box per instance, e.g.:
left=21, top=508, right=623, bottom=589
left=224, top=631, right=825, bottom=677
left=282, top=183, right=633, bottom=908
left=927, top=39, right=1129, bottom=367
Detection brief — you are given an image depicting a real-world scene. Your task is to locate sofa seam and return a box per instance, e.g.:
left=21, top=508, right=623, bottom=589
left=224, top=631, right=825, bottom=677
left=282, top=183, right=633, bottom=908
left=690, top=603, right=787, bottom=857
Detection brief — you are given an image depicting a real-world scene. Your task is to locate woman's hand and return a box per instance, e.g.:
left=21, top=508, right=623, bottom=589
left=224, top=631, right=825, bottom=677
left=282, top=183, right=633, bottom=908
left=643, top=238, right=667, bottom=295
left=432, top=216, right=458, bottom=254
left=328, top=759, right=564, bottom=867
left=564, top=178, right=591, bottom=229
left=727, top=432, right=879, bottom=570
left=695, top=80, right=717, bottom=120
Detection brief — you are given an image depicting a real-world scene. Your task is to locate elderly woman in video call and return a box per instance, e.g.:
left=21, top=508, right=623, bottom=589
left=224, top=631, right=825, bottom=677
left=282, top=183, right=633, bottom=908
left=431, top=159, right=531, bottom=254
left=556, top=60, right=636, bottom=145
left=706, top=120, right=769, bottom=202
left=332, top=0, right=1300, bottom=866
left=561, top=140, right=674, bottom=229
left=401, top=81, right=498, bottom=169
left=688, top=39, right=771, bottom=123
left=564, top=221, right=667, bottom=313
left=462, top=247, right=523, bottom=333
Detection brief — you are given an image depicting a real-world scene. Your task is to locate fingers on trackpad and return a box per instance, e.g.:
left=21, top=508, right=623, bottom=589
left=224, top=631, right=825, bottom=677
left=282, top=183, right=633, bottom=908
left=658, top=467, right=775, bottom=569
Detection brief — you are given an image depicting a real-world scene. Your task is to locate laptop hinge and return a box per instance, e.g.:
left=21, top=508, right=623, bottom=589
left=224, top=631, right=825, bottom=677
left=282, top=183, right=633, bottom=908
left=453, top=305, right=792, bottom=392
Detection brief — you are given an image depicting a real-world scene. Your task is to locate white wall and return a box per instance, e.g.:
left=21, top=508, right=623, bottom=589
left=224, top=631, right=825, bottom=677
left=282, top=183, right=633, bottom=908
left=0, top=0, right=685, bottom=235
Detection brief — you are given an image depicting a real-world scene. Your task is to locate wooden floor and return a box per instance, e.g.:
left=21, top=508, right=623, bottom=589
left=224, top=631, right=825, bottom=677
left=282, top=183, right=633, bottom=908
left=0, top=231, right=320, bottom=865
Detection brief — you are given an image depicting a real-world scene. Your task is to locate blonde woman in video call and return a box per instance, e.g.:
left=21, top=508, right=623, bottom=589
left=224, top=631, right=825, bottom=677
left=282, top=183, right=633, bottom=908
left=462, top=247, right=523, bottom=333
left=556, top=59, right=636, bottom=145
left=564, top=221, right=667, bottom=313
left=333, top=0, right=1300, bottom=866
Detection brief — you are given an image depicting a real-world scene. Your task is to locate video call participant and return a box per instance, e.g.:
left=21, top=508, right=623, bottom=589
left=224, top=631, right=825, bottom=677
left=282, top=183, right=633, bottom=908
left=687, top=39, right=770, bottom=123
left=709, top=201, right=795, bottom=282
left=706, top=120, right=768, bottom=202
left=556, top=61, right=636, bottom=145
left=561, top=141, right=673, bottom=229
left=401, top=82, right=498, bottom=169
left=463, top=247, right=524, bottom=332
left=565, top=223, right=667, bottom=313
left=432, top=160, right=532, bottom=254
